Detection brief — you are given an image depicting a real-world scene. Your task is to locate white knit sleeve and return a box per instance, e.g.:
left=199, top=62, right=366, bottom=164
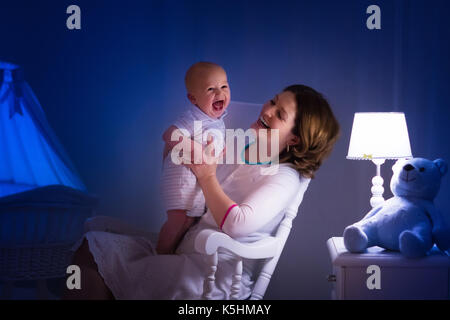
left=221, top=166, right=306, bottom=238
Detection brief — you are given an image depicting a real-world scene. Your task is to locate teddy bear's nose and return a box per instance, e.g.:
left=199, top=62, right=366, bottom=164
left=403, top=164, right=414, bottom=172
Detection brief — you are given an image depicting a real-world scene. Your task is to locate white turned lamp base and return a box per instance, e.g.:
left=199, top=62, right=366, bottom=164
left=370, top=159, right=385, bottom=208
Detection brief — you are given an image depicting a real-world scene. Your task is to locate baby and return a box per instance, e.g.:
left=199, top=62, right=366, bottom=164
left=156, top=62, right=231, bottom=254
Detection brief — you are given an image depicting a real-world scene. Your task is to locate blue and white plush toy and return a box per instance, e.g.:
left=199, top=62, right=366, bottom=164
left=343, top=158, right=449, bottom=258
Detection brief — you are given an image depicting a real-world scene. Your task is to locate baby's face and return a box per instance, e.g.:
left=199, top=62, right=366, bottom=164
left=188, top=68, right=230, bottom=118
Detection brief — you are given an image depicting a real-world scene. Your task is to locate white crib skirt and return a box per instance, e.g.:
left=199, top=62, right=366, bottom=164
left=74, top=230, right=253, bottom=300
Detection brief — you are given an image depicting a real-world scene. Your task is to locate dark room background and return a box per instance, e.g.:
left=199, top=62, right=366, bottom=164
left=1, top=0, right=449, bottom=299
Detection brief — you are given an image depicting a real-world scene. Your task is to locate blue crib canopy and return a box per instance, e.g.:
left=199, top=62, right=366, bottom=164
left=0, top=61, right=86, bottom=197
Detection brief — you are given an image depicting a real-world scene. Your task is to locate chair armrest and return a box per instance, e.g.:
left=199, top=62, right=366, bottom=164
left=194, top=229, right=280, bottom=259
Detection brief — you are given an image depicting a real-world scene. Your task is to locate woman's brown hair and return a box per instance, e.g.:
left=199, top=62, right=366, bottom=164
left=279, top=85, right=340, bottom=179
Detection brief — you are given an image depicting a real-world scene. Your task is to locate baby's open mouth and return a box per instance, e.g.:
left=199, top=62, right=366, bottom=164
left=213, top=100, right=224, bottom=111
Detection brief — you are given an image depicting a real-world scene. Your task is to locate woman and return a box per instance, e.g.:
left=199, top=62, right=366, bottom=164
left=63, top=84, right=340, bottom=300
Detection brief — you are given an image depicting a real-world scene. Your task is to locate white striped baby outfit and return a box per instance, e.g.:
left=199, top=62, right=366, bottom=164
left=160, top=104, right=227, bottom=217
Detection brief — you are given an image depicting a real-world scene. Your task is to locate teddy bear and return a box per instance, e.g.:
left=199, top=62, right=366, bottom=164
left=343, top=158, right=449, bottom=258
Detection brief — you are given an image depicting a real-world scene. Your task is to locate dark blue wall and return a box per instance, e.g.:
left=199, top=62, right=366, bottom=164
left=1, top=0, right=449, bottom=299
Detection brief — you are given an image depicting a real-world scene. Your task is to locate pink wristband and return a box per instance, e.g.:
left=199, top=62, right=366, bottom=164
left=220, top=204, right=238, bottom=230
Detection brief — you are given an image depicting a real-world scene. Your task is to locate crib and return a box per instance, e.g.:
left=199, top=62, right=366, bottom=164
left=0, top=61, right=97, bottom=298
left=0, top=185, right=97, bottom=298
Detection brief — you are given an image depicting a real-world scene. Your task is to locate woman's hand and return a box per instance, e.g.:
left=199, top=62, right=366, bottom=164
left=183, top=135, right=225, bottom=183
left=182, top=136, right=234, bottom=228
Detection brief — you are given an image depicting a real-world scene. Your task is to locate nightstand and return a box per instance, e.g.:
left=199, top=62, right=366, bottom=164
left=326, top=237, right=450, bottom=300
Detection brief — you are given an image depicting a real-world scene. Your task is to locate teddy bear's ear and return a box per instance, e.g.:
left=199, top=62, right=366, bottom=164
left=434, top=159, right=448, bottom=177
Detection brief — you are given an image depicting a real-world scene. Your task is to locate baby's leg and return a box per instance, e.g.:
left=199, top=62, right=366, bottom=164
left=156, top=210, right=196, bottom=254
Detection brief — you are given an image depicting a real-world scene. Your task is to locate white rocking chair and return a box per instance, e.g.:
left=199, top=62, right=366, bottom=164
left=83, top=184, right=304, bottom=300
left=194, top=201, right=301, bottom=300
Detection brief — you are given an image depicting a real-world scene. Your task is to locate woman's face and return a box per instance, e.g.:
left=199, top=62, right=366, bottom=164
left=250, top=90, right=300, bottom=154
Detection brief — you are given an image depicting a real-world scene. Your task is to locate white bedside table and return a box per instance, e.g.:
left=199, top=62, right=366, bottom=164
left=327, top=237, right=450, bottom=300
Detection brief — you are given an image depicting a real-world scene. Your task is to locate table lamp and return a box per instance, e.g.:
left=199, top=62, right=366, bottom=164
left=347, top=112, right=413, bottom=208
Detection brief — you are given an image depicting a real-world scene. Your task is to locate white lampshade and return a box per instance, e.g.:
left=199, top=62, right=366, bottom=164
left=347, top=112, right=412, bottom=160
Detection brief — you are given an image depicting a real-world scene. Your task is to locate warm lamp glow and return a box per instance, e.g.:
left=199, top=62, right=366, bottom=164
left=347, top=112, right=412, bottom=160
left=347, top=112, right=413, bottom=208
